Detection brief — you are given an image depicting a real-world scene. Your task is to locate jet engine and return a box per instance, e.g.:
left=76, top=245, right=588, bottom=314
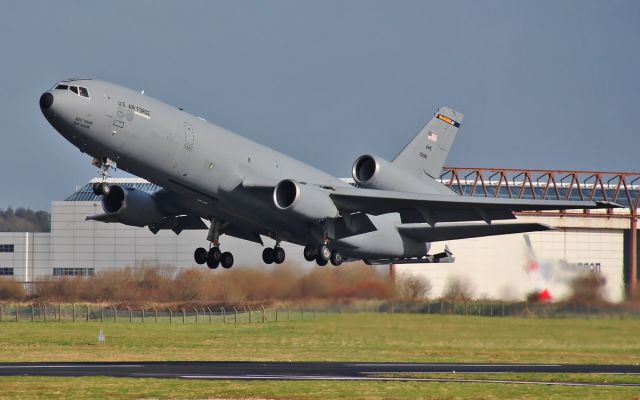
left=352, top=154, right=430, bottom=192
left=273, top=179, right=339, bottom=221
left=101, top=185, right=164, bottom=227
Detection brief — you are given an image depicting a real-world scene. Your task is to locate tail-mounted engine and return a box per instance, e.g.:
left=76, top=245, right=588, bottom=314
left=352, top=154, right=429, bottom=192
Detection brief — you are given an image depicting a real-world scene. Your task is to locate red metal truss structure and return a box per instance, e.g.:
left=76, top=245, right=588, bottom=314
left=440, top=167, right=640, bottom=293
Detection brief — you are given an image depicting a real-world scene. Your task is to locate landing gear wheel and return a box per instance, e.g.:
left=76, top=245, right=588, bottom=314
left=194, top=247, right=207, bottom=265
left=303, top=245, right=317, bottom=262
left=101, top=182, right=110, bottom=196
left=316, top=255, right=328, bottom=266
left=207, top=247, right=221, bottom=269
left=208, top=247, right=221, bottom=262
left=262, top=247, right=275, bottom=264
left=206, top=257, right=219, bottom=269
left=330, top=249, right=343, bottom=266
left=220, top=252, right=234, bottom=269
left=317, top=245, right=330, bottom=262
left=273, top=247, right=286, bottom=264
left=92, top=182, right=110, bottom=196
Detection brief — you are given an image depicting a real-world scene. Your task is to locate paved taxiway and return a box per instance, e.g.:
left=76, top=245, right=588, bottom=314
left=1, top=362, right=639, bottom=386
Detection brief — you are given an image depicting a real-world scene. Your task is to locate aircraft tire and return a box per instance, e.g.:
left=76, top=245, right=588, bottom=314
left=273, top=247, right=286, bottom=264
left=330, top=249, right=343, bottom=266
left=317, top=245, right=330, bottom=262
left=92, top=182, right=103, bottom=196
left=206, top=257, right=219, bottom=269
left=303, top=245, right=316, bottom=261
left=208, top=247, right=222, bottom=263
left=316, top=255, right=328, bottom=266
left=221, top=252, right=234, bottom=269
left=262, top=247, right=275, bottom=264
left=100, top=182, right=111, bottom=196
left=194, top=247, right=208, bottom=265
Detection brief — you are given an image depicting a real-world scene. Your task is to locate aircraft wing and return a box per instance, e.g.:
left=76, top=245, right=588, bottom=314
left=329, top=186, right=618, bottom=224
left=397, top=222, right=552, bottom=242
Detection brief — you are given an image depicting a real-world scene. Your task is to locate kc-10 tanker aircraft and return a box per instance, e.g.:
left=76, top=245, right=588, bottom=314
left=39, top=79, right=615, bottom=269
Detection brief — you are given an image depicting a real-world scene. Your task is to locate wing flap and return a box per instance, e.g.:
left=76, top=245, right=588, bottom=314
left=397, top=222, right=552, bottom=242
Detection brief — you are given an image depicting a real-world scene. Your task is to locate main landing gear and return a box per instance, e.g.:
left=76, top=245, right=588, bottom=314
left=262, top=243, right=286, bottom=265
left=303, top=244, right=343, bottom=266
left=193, top=219, right=234, bottom=269
left=194, top=246, right=234, bottom=269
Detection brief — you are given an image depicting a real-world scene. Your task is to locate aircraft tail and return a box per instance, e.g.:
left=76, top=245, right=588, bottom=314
left=392, top=107, right=463, bottom=179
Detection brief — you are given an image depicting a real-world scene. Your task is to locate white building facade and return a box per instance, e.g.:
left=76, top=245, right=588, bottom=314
left=0, top=178, right=636, bottom=302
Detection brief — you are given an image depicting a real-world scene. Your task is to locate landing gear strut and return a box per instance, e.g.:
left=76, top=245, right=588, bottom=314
left=194, top=218, right=234, bottom=269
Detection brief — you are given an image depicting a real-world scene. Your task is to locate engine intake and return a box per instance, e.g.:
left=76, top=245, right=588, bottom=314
left=101, top=185, right=164, bottom=227
left=273, top=179, right=339, bottom=221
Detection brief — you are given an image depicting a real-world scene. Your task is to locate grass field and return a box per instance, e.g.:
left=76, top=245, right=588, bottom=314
left=1, top=313, right=640, bottom=399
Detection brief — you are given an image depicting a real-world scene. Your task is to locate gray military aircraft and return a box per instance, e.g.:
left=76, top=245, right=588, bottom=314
left=39, top=79, right=614, bottom=269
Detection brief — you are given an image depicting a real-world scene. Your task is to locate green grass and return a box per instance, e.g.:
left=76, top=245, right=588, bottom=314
left=375, top=372, right=640, bottom=384
left=2, top=314, right=640, bottom=399
left=1, top=376, right=640, bottom=400
left=1, top=314, right=639, bottom=363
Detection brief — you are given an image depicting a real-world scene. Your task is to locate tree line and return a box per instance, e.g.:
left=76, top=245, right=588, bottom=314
left=0, top=208, right=50, bottom=232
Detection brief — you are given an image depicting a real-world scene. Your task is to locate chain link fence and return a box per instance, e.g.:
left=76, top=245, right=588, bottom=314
left=1, top=300, right=639, bottom=323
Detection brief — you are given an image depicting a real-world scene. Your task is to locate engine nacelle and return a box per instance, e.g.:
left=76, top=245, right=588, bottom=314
left=101, top=185, right=164, bottom=227
left=352, top=154, right=430, bottom=192
left=273, top=179, right=339, bottom=221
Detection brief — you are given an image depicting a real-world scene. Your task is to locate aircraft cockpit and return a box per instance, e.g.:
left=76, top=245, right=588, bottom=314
left=55, top=83, right=90, bottom=99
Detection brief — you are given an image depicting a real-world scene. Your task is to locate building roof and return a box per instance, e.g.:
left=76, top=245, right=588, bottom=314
left=64, top=178, right=161, bottom=202
left=64, top=174, right=640, bottom=208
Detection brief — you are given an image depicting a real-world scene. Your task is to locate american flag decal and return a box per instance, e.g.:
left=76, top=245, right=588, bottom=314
left=427, top=131, right=438, bottom=142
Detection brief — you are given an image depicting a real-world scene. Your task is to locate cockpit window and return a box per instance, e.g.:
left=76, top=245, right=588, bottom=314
left=79, top=87, right=89, bottom=98
left=69, top=86, right=78, bottom=94
left=55, top=84, right=68, bottom=90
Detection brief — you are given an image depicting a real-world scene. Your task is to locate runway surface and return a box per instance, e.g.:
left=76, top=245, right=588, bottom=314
left=1, top=361, right=640, bottom=386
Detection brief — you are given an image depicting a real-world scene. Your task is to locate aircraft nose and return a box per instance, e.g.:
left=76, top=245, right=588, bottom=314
left=39, top=92, right=54, bottom=109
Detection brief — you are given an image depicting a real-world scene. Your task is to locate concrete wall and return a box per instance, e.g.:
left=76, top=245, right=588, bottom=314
left=0, top=232, right=51, bottom=281
left=50, top=201, right=291, bottom=274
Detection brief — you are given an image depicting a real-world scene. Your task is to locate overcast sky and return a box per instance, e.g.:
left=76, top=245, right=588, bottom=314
left=1, top=0, right=638, bottom=211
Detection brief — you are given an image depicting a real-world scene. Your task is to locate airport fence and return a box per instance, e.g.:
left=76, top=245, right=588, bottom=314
left=0, top=303, right=318, bottom=324
left=1, top=300, right=639, bottom=323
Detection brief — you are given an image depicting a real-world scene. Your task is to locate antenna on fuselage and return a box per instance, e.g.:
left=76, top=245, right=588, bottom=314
left=141, top=90, right=145, bottom=95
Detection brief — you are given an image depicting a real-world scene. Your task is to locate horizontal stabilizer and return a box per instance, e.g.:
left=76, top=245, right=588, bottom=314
left=397, top=222, right=552, bottom=242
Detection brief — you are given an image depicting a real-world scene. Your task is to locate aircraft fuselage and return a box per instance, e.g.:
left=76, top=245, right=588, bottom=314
left=40, top=79, right=426, bottom=259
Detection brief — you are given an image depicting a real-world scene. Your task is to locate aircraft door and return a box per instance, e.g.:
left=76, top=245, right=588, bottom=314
left=102, top=93, right=127, bottom=149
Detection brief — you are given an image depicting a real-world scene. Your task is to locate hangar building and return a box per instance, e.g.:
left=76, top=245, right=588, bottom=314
left=0, top=167, right=638, bottom=302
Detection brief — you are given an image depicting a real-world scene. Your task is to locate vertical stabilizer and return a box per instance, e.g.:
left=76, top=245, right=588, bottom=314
left=392, top=107, right=463, bottom=179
